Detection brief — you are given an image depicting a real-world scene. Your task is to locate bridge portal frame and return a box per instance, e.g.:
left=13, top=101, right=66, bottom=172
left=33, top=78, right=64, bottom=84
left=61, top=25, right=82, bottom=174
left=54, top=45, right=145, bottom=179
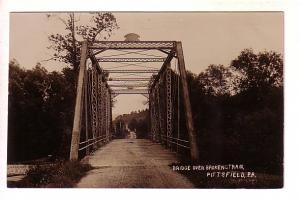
left=69, top=40, right=199, bottom=161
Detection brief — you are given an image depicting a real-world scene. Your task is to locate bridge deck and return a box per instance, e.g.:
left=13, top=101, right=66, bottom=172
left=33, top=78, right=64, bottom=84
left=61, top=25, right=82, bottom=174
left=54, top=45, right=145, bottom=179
left=76, top=139, right=194, bottom=188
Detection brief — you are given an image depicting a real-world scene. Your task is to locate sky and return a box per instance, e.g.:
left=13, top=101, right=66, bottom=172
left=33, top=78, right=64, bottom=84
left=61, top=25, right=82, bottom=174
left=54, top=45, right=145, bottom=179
left=9, top=12, right=284, bottom=117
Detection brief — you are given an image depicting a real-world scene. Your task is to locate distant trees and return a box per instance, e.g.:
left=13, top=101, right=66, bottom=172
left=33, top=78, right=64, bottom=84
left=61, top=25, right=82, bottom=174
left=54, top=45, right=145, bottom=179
left=128, top=119, right=138, bottom=131
left=114, top=119, right=127, bottom=139
left=114, top=109, right=150, bottom=139
left=128, top=112, right=149, bottom=139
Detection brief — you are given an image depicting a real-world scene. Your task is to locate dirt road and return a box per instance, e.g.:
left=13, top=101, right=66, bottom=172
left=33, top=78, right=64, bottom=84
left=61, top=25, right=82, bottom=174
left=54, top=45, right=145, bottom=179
left=76, top=139, right=194, bottom=188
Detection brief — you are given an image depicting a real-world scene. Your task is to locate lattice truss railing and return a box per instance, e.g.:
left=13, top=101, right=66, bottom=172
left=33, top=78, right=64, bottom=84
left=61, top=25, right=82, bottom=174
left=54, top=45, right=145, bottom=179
left=149, top=66, right=190, bottom=152
left=78, top=64, right=112, bottom=157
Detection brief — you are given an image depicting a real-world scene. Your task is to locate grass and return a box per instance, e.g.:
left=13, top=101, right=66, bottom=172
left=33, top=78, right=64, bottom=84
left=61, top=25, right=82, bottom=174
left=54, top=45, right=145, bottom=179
left=7, top=161, right=94, bottom=188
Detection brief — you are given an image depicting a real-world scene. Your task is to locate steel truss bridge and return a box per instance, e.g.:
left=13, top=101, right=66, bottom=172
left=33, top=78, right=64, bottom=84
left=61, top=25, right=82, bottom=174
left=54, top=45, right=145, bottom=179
left=70, top=40, right=199, bottom=161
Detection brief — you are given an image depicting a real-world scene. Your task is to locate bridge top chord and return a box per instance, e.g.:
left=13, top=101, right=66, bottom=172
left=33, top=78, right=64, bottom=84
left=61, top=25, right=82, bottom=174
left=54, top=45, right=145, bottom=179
left=89, top=41, right=176, bottom=50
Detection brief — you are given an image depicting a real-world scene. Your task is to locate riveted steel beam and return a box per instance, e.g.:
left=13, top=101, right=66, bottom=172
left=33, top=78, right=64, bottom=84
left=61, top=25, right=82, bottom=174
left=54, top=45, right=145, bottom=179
left=109, top=84, right=148, bottom=87
left=97, top=57, right=165, bottom=62
left=111, top=89, right=149, bottom=94
left=89, top=41, right=176, bottom=50
left=108, top=78, right=151, bottom=81
left=104, top=70, right=159, bottom=73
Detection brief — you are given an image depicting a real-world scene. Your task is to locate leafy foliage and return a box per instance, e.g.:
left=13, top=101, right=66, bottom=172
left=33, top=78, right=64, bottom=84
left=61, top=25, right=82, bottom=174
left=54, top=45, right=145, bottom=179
left=114, top=119, right=127, bottom=139
left=231, top=49, right=283, bottom=92
left=8, top=60, right=75, bottom=162
left=114, top=109, right=149, bottom=139
left=128, top=111, right=149, bottom=139
left=76, top=13, right=118, bottom=41
left=197, top=64, right=233, bottom=96
left=187, top=49, right=283, bottom=175
left=48, top=12, right=118, bottom=71
left=8, top=161, right=93, bottom=188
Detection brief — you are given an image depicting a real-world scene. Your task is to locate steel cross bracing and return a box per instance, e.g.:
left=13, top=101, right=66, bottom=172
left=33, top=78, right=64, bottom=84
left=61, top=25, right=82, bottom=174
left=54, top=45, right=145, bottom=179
left=91, top=42, right=175, bottom=96
left=109, top=84, right=148, bottom=87
left=104, top=70, right=159, bottom=73
left=108, top=78, right=151, bottom=81
left=70, top=40, right=199, bottom=162
left=111, top=89, right=149, bottom=94
left=97, top=57, right=165, bottom=62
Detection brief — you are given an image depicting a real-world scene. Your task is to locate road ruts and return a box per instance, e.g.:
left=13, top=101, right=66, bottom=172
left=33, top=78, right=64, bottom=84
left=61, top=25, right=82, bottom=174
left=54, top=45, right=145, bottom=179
left=76, top=139, right=194, bottom=188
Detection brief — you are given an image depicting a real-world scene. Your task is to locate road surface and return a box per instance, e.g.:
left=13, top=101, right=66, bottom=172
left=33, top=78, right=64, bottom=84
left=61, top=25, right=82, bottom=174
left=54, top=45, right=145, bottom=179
left=76, top=139, right=194, bottom=188
left=129, top=131, right=136, bottom=139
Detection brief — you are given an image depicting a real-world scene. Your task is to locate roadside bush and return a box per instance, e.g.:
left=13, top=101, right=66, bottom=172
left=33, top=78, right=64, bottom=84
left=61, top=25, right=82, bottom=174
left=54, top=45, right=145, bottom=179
left=8, top=161, right=93, bottom=188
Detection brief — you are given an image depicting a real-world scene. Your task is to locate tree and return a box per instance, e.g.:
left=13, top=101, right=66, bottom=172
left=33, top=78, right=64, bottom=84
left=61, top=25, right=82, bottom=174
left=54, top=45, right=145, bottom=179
left=115, top=119, right=126, bottom=139
left=128, top=118, right=138, bottom=131
left=230, top=49, right=283, bottom=93
left=185, top=49, right=283, bottom=175
left=197, top=64, right=233, bottom=96
left=47, top=12, right=119, bottom=71
left=8, top=60, right=76, bottom=162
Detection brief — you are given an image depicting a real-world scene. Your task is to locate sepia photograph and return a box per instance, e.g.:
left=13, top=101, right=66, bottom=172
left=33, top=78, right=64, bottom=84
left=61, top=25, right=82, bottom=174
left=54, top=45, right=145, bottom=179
left=7, top=12, right=283, bottom=188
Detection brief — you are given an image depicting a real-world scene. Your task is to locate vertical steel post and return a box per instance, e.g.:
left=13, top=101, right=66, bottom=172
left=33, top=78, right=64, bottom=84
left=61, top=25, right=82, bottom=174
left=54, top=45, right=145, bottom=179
left=91, top=63, right=98, bottom=149
left=155, top=86, right=160, bottom=142
left=109, top=92, right=113, bottom=140
left=84, top=67, right=89, bottom=155
left=106, top=88, right=109, bottom=142
left=176, top=41, right=199, bottom=162
left=101, top=82, right=105, bottom=142
left=70, top=41, right=88, bottom=161
left=106, top=89, right=109, bottom=141
left=157, top=81, right=163, bottom=144
left=166, top=66, right=172, bottom=149
left=152, top=88, right=157, bottom=141
left=149, top=92, right=153, bottom=140
left=97, top=73, right=102, bottom=147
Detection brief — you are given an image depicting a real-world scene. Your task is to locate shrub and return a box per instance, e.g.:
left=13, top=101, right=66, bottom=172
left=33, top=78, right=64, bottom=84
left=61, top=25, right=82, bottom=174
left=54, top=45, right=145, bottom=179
left=8, top=161, right=93, bottom=188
